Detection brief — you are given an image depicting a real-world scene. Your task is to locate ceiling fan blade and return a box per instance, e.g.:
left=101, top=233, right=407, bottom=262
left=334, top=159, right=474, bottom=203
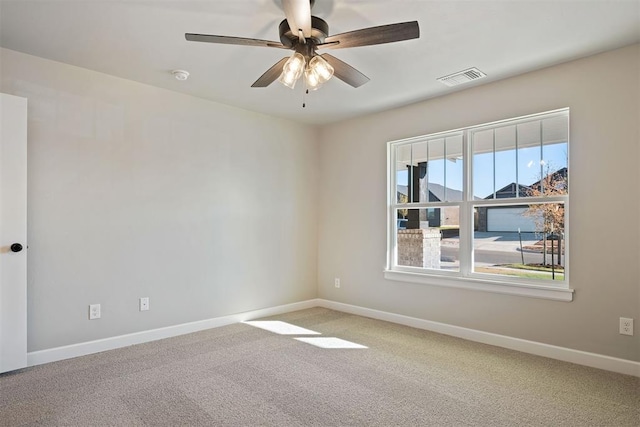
left=251, top=57, right=289, bottom=87
left=185, top=33, right=287, bottom=49
left=323, top=21, right=420, bottom=50
left=282, top=0, right=312, bottom=38
left=321, top=54, right=370, bottom=88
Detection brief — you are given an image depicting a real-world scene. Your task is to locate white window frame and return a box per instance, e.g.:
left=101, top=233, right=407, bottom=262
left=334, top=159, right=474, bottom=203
left=385, top=109, right=573, bottom=302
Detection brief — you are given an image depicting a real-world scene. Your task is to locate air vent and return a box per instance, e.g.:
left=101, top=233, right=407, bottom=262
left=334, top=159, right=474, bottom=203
left=437, top=67, right=487, bottom=87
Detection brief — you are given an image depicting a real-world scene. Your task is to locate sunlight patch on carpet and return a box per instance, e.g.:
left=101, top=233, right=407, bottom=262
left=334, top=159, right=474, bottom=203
left=295, top=337, right=368, bottom=349
left=244, top=321, right=321, bottom=335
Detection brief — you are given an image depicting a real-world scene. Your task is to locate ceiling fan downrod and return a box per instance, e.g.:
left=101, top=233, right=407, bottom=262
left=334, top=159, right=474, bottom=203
left=278, top=15, right=329, bottom=49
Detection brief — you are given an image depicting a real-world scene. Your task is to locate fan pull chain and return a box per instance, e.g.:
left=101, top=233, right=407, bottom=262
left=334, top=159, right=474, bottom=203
left=302, top=88, right=308, bottom=108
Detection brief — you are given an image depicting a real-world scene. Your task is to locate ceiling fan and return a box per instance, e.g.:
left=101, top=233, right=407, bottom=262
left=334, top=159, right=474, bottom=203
left=185, top=0, right=420, bottom=91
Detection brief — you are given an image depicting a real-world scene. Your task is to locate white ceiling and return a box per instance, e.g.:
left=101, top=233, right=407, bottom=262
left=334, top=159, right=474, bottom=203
left=1, top=0, right=638, bottom=125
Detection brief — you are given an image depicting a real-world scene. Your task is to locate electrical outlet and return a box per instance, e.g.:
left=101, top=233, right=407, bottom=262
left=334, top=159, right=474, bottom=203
left=334, top=278, right=341, bottom=288
left=89, top=304, right=101, bottom=320
left=139, top=297, right=149, bottom=311
left=619, top=317, right=633, bottom=336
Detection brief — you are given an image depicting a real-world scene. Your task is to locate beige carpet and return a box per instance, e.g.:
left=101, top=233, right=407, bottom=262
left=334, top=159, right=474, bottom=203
left=1, top=307, right=638, bottom=426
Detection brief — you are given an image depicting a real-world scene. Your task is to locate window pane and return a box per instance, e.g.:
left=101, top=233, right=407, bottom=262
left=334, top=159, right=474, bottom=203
left=409, top=136, right=463, bottom=203
left=542, top=115, right=568, bottom=155
left=427, top=138, right=445, bottom=202
left=494, top=125, right=517, bottom=198
left=473, top=129, right=494, bottom=199
left=445, top=135, right=464, bottom=201
left=410, top=140, right=428, bottom=203
left=395, top=144, right=411, bottom=204
left=396, top=207, right=459, bottom=272
left=473, top=202, right=565, bottom=281
left=517, top=120, right=542, bottom=195
left=542, top=115, right=569, bottom=195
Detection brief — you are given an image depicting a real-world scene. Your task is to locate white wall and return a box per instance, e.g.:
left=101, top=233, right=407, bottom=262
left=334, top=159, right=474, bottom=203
left=1, top=48, right=319, bottom=352
left=318, top=44, right=640, bottom=361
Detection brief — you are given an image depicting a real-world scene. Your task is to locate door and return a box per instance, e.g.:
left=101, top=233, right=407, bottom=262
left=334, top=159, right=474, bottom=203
left=0, top=93, right=27, bottom=373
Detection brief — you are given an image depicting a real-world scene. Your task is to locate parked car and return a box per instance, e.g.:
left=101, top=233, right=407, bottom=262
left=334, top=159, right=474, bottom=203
left=397, top=219, right=408, bottom=229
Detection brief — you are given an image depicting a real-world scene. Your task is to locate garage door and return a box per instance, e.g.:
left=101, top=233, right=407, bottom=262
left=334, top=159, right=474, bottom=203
left=487, top=207, right=538, bottom=232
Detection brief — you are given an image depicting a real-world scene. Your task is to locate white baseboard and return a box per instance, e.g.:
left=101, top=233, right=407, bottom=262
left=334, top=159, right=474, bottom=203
left=28, top=297, right=639, bottom=378
left=317, top=299, right=640, bottom=378
left=27, top=299, right=320, bottom=367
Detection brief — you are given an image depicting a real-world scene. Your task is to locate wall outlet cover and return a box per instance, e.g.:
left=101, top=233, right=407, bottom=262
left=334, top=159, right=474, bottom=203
left=89, top=304, right=101, bottom=320
left=619, top=317, right=633, bottom=336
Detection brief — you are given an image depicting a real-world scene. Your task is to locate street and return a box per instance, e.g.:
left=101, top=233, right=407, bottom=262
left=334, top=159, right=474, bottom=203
left=441, top=246, right=548, bottom=265
left=439, top=232, right=564, bottom=266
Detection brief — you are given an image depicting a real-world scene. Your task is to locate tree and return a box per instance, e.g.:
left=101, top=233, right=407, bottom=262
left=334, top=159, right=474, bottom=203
left=523, top=165, right=567, bottom=266
left=397, top=192, right=408, bottom=218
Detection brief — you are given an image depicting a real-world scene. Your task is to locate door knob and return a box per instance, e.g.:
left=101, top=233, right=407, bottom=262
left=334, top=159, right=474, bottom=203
left=10, top=243, right=23, bottom=253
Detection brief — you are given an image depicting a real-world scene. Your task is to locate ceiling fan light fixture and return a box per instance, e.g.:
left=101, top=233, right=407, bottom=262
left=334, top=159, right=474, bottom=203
left=278, top=52, right=306, bottom=89
left=279, top=70, right=299, bottom=89
left=308, top=55, right=334, bottom=84
left=186, top=2, right=420, bottom=93
left=304, top=67, right=322, bottom=91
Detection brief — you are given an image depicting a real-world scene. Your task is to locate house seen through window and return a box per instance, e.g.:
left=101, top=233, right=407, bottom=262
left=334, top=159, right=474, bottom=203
left=387, top=109, right=569, bottom=290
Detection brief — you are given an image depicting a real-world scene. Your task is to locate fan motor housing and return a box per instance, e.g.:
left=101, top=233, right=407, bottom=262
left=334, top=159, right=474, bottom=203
left=279, top=16, right=329, bottom=48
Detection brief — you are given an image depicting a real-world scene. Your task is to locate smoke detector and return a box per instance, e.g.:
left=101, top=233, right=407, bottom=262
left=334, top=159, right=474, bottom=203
left=437, top=67, right=486, bottom=87
left=172, top=70, right=190, bottom=81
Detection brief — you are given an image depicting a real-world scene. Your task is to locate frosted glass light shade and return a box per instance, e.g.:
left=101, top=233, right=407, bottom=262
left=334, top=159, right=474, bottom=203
left=278, top=52, right=306, bottom=89
left=304, top=67, right=322, bottom=91
left=279, top=70, right=299, bottom=89
left=308, top=55, right=334, bottom=84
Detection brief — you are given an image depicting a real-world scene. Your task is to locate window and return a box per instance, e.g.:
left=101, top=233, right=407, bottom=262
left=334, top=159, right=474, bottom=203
left=386, top=109, right=572, bottom=301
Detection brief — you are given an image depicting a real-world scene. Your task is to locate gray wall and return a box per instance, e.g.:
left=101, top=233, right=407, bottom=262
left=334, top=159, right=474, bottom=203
left=1, top=48, right=319, bottom=352
left=318, top=44, right=640, bottom=361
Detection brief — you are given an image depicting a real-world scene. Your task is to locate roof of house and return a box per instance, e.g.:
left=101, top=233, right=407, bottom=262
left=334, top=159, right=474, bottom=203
left=487, top=182, right=531, bottom=199
left=485, top=167, right=568, bottom=199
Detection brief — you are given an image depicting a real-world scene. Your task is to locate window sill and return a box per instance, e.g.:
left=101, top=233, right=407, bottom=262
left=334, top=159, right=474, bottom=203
left=383, top=270, right=573, bottom=302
